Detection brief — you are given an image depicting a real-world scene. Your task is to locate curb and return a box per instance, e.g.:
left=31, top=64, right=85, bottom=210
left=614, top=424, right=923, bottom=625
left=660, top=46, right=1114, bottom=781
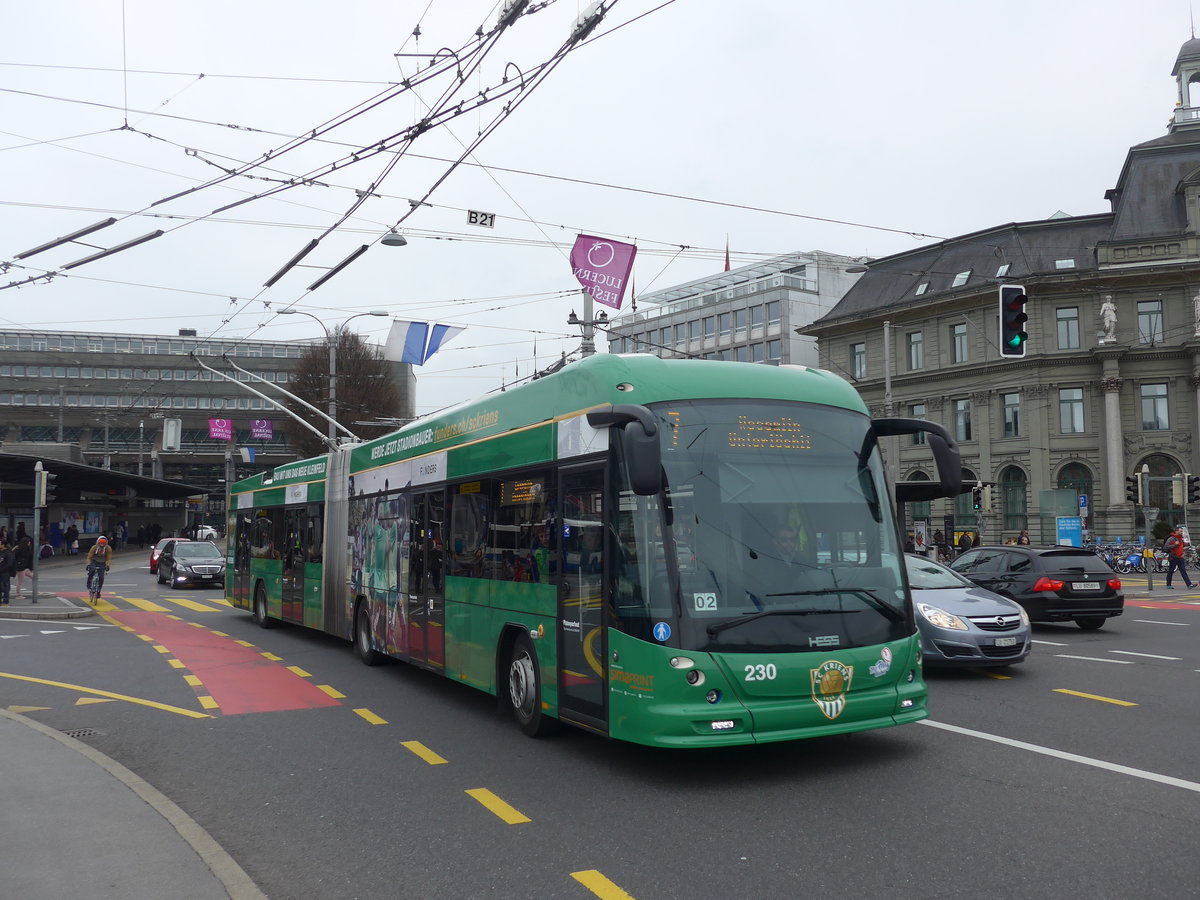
left=0, top=709, right=265, bottom=900
left=0, top=596, right=96, bottom=621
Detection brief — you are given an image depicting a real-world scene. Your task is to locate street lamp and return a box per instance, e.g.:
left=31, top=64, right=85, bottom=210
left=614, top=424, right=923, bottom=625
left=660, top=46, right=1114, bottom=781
left=278, top=310, right=390, bottom=440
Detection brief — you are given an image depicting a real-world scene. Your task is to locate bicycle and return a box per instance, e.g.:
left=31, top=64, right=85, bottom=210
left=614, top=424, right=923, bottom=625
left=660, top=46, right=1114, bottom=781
left=86, top=563, right=108, bottom=603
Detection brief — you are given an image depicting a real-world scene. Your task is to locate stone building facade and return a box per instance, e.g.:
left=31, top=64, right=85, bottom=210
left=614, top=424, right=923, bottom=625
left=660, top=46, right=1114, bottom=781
left=801, top=37, right=1200, bottom=545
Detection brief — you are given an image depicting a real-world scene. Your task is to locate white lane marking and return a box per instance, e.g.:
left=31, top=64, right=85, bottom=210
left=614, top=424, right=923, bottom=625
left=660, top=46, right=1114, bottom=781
left=1132, top=619, right=1190, bottom=626
left=921, top=719, right=1200, bottom=794
left=1032, top=639, right=1069, bottom=646
left=1109, top=650, right=1182, bottom=660
left=0, top=635, right=29, bottom=640
left=1054, top=654, right=1135, bottom=664
left=39, top=630, right=67, bottom=635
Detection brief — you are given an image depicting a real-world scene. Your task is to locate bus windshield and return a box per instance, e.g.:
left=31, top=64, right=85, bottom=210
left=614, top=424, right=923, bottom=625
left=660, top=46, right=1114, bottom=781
left=612, top=398, right=908, bottom=653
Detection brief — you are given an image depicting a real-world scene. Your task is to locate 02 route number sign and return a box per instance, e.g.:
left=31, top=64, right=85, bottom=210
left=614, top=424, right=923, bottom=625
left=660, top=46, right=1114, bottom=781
left=467, top=210, right=496, bottom=228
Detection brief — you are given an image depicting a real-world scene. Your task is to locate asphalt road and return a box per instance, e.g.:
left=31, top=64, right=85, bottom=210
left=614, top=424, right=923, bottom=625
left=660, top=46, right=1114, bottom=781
left=3, top=555, right=1198, bottom=899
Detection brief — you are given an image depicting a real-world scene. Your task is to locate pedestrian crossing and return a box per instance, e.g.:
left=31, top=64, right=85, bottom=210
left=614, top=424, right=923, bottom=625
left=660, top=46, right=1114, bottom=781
left=71, top=593, right=235, bottom=614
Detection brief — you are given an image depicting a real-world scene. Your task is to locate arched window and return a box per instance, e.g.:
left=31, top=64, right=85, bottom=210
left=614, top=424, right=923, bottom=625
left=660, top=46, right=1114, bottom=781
left=907, top=471, right=931, bottom=521
left=1000, top=466, right=1028, bottom=534
left=1057, top=462, right=1094, bottom=506
left=1140, top=453, right=1184, bottom=530
left=956, top=467, right=977, bottom=526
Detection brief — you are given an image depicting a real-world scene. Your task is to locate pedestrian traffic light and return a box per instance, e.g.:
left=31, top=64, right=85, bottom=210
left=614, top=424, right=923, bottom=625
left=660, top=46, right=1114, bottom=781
left=1189, top=474, right=1200, bottom=505
left=981, top=486, right=992, bottom=512
left=34, top=469, right=56, bottom=507
left=998, top=284, right=1029, bottom=358
left=972, top=486, right=982, bottom=510
left=1124, top=473, right=1143, bottom=504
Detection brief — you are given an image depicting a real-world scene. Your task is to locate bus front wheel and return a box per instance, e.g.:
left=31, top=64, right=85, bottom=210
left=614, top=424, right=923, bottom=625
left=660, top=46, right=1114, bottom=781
left=252, top=584, right=274, bottom=629
left=507, top=632, right=557, bottom=737
left=355, top=603, right=382, bottom=666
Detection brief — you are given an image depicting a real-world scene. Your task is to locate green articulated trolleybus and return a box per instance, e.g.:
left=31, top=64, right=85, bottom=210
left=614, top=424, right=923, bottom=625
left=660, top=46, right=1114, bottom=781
left=226, top=353, right=961, bottom=748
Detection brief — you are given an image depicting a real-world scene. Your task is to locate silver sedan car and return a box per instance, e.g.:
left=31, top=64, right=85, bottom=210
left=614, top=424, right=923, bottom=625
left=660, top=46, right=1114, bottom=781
left=906, top=553, right=1032, bottom=667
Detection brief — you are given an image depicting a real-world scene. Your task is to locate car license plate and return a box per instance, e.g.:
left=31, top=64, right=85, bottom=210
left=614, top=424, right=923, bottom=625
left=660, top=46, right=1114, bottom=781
left=202, top=574, right=213, bottom=579
left=994, top=636, right=1018, bottom=647
left=1071, top=581, right=1101, bottom=591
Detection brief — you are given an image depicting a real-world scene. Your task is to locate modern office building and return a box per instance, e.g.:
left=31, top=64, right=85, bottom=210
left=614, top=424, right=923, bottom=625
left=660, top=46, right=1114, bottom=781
left=604, top=251, right=862, bottom=365
left=801, top=36, right=1200, bottom=545
left=0, top=327, right=415, bottom=532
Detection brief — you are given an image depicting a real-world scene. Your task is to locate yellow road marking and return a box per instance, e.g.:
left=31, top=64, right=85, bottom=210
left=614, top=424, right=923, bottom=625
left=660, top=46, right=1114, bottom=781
left=317, top=685, right=345, bottom=699
left=211, top=630, right=229, bottom=637
left=353, top=708, right=387, bottom=725
left=571, top=870, right=636, bottom=900
left=0, top=672, right=211, bottom=719
left=166, top=597, right=221, bottom=613
left=7, top=705, right=51, bottom=713
left=208, top=597, right=233, bottom=607
left=136, top=634, right=155, bottom=642
left=261, top=652, right=283, bottom=661
left=235, top=640, right=255, bottom=647
left=183, top=675, right=203, bottom=687
left=167, top=659, right=185, bottom=669
left=166, top=614, right=182, bottom=620
left=91, top=597, right=119, bottom=612
left=188, top=622, right=205, bottom=628
left=972, top=669, right=1012, bottom=680
left=124, top=597, right=170, bottom=613
left=465, top=788, right=530, bottom=825
left=1054, top=689, right=1138, bottom=707
left=287, top=666, right=311, bottom=678
left=152, top=645, right=170, bottom=654
left=198, top=695, right=219, bottom=710
left=401, top=740, right=448, bottom=765
left=75, top=697, right=116, bottom=706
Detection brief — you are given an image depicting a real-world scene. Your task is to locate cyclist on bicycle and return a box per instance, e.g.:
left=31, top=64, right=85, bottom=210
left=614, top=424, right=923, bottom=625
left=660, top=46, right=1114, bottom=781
left=85, top=536, right=112, bottom=603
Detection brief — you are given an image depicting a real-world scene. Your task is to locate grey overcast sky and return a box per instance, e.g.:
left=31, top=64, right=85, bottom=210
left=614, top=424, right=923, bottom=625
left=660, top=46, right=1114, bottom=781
left=0, top=0, right=1191, bottom=415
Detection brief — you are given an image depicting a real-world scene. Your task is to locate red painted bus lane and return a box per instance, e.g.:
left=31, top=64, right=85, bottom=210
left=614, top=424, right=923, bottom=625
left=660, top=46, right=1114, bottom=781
left=111, top=611, right=341, bottom=715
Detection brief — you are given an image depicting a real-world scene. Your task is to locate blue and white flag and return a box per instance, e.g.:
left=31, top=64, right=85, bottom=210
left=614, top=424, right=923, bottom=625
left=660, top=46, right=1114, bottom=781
left=383, top=320, right=465, bottom=365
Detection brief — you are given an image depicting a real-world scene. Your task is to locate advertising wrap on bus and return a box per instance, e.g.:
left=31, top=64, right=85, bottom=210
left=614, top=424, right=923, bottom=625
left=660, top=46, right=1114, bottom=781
left=227, top=353, right=958, bottom=748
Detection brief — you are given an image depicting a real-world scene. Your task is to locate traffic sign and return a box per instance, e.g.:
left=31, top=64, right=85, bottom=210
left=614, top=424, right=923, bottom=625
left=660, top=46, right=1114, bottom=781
left=1079, top=494, right=1088, bottom=510
left=1145, top=507, right=1160, bottom=519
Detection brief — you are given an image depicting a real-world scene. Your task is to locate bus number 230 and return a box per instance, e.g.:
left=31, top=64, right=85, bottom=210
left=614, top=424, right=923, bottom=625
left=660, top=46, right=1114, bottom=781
left=744, top=663, right=777, bottom=681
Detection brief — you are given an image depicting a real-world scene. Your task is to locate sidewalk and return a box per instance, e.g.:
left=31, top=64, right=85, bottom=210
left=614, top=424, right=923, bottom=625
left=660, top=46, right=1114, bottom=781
left=0, top=709, right=262, bottom=899
left=1, top=543, right=152, bottom=620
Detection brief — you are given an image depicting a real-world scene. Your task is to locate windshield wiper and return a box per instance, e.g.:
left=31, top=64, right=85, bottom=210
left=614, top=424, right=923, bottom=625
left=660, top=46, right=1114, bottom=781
left=762, top=587, right=904, bottom=622
left=707, top=607, right=854, bottom=635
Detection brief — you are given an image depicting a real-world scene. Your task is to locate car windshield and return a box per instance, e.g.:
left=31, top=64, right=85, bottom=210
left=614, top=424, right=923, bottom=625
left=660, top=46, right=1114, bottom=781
left=905, top=555, right=974, bottom=589
left=1038, top=550, right=1114, bottom=574
left=174, top=542, right=220, bottom=559
left=612, top=398, right=908, bottom=653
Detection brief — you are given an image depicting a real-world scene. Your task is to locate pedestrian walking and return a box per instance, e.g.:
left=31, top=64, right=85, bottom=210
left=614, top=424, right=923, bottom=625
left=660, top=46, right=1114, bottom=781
left=1163, top=526, right=1194, bottom=589
left=13, top=537, right=34, bottom=600
left=64, top=523, right=79, bottom=555
left=1017, top=529, right=1031, bottom=545
left=136, top=524, right=146, bottom=549
left=0, top=539, right=13, bottom=605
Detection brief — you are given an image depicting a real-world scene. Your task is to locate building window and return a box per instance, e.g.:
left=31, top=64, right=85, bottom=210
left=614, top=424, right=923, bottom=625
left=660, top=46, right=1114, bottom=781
left=910, top=403, right=926, bottom=445
left=702, top=317, right=715, bottom=341
left=765, top=339, right=781, bottom=362
left=1137, top=300, right=1163, bottom=344
left=1056, top=307, right=1080, bottom=349
left=750, top=306, right=764, bottom=333
left=1141, top=383, right=1169, bottom=430
left=907, top=471, right=931, bottom=520
left=674, top=324, right=686, bottom=345
left=906, top=331, right=923, bottom=371
left=1002, top=391, right=1021, bottom=438
left=951, top=270, right=971, bottom=287
left=718, top=313, right=731, bottom=342
left=1059, top=387, right=1085, bottom=433
left=1000, top=466, right=1029, bottom=534
left=688, top=320, right=700, bottom=342
left=750, top=343, right=765, bottom=363
left=851, top=342, right=866, bottom=379
left=915, top=282, right=929, bottom=296
left=766, top=301, right=780, bottom=328
left=954, top=398, right=972, bottom=442
left=733, top=309, right=747, bottom=340
left=996, top=263, right=1011, bottom=277
left=1057, top=462, right=1094, bottom=512
left=951, top=323, right=968, bottom=363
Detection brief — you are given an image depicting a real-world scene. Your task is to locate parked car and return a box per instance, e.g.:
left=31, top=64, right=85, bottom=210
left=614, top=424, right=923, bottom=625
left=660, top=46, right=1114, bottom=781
left=194, top=525, right=220, bottom=540
left=149, top=537, right=188, bottom=574
left=157, top=540, right=225, bottom=589
left=906, top=553, right=1032, bottom=667
left=950, top=545, right=1124, bottom=630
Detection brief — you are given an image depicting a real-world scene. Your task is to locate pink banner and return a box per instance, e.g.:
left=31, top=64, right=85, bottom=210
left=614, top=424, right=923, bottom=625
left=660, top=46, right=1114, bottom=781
left=208, top=418, right=233, bottom=441
left=250, top=419, right=273, bottom=440
left=569, top=234, right=637, bottom=310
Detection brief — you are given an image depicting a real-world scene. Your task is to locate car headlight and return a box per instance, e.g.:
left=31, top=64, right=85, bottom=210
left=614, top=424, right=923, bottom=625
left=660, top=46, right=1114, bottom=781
left=1018, top=607, right=1030, bottom=627
left=917, top=602, right=968, bottom=630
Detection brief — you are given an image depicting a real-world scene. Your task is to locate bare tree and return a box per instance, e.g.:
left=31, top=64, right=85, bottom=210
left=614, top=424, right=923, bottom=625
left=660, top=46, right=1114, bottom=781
left=284, top=328, right=404, bottom=458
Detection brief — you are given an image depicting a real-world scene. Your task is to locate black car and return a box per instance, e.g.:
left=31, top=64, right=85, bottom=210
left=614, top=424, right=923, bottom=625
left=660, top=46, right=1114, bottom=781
left=157, top=540, right=225, bottom=589
left=950, top=545, right=1123, bottom=630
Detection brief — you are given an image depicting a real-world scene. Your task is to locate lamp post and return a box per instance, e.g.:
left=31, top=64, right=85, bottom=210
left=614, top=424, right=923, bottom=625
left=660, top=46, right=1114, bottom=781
left=278, top=310, right=389, bottom=440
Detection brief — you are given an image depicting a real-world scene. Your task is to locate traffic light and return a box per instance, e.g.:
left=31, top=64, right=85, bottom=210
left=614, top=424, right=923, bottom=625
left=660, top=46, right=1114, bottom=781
left=1173, top=476, right=1185, bottom=506
left=1125, top=473, right=1143, bottom=505
left=1189, top=474, right=1200, bottom=505
left=981, top=486, right=992, bottom=512
left=43, top=471, right=57, bottom=504
left=972, top=486, right=982, bottom=510
left=34, top=469, right=57, bottom=507
left=998, top=284, right=1029, bottom=358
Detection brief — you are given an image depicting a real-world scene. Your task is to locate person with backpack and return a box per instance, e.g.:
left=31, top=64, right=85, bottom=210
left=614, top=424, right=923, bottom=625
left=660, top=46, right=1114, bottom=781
left=1163, top=526, right=1194, bottom=589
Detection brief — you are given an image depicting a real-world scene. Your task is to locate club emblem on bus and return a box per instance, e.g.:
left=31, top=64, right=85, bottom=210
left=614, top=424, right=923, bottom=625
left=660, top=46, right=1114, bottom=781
left=810, top=660, right=853, bottom=720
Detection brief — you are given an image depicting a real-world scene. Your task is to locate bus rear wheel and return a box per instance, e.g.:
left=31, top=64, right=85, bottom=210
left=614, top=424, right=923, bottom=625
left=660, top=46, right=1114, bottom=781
left=355, top=603, right=382, bottom=666
left=252, top=584, right=274, bottom=629
left=507, top=632, right=557, bottom=737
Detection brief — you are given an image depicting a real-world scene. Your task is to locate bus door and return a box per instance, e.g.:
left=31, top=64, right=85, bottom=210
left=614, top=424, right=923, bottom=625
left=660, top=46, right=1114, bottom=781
left=558, top=466, right=607, bottom=727
left=281, top=507, right=305, bottom=623
left=405, top=490, right=446, bottom=670
left=232, top=513, right=253, bottom=607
